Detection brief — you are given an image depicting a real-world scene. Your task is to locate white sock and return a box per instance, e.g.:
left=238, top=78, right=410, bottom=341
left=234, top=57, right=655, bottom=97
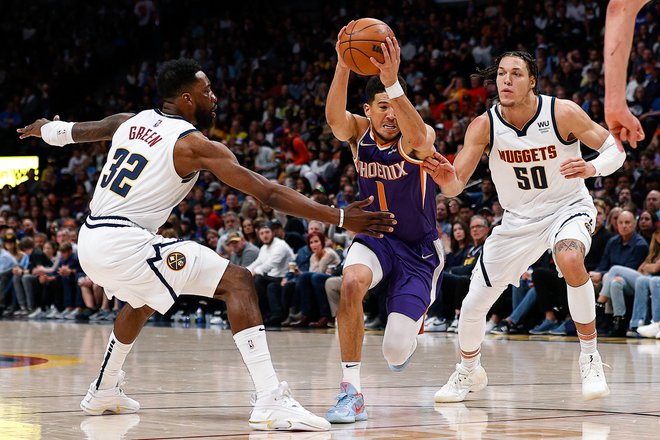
left=233, top=325, right=279, bottom=399
left=341, top=362, right=361, bottom=392
left=578, top=330, right=598, bottom=355
left=96, top=331, right=133, bottom=390
left=460, top=351, right=481, bottom=372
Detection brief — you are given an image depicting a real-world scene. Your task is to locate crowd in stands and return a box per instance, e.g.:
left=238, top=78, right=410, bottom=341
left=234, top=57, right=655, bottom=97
left=0, top=1, right=658, bottom=337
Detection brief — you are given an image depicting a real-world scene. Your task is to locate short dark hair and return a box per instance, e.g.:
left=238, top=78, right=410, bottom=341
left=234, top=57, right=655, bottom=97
left=365, top=75, right=407, bottom=104
left=473, top=51, right=539, bottom=95
left=157, top=58, right=202, bottom=99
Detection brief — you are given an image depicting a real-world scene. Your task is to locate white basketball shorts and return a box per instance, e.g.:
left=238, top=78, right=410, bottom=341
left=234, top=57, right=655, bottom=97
left=78, top=216, right=228, bottom=314
left=472, top=198, right=596, bottom=289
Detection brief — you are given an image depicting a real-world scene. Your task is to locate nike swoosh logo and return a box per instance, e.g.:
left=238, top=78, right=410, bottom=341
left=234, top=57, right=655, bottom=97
left=345, top=363, right=359, bottom=368
left=258, top=327, right=266, bottom=331
left=422, top=254, right=434, bottom=259
left=355, top=402, right=364, bottom=413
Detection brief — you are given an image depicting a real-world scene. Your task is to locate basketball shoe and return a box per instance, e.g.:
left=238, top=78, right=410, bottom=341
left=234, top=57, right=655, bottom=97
left=80, top=370, right=140, bottom=415
left=434, top=363, right=488, bottom=403
left=249, top=381, right=330, bottom=431
left=325, top=382, right=368, bottom=423
left=579, top=352, right=610, bottom=400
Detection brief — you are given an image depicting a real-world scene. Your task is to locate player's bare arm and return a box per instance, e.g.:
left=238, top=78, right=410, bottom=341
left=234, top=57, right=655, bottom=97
left=175, top=133, right=396, bottom=238
left=555, top=98, right=626, bottom=180
left=424, top=113, right=490, bottom=196
left=604, top=0, right=648, bottom=150
left=326, top=24, right=363, bottom=149
left=17, top=113, right=134, bottom=143
left=370, top=36, right=434, bottom=159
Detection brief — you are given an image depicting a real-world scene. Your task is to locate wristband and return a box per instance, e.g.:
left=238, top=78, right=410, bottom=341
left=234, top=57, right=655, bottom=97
left=338, top=208, right=345, bottom=228
left=40, top=121, right=75, bottom=147
left=385, top=81, right=404, bottom=99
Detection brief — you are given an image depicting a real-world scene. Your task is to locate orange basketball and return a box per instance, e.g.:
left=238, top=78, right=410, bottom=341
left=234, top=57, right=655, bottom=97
left=339, top=18, right=395, bottom=76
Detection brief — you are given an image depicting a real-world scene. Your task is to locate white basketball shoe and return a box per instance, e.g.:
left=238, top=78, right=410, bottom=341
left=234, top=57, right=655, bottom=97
left=249, top=381, right=330, bottom=431
left=80, top=370, right=140, bottom=415
left=434, top=363, right=488, bottom=403
left=579, top=352, right=610, bottom=400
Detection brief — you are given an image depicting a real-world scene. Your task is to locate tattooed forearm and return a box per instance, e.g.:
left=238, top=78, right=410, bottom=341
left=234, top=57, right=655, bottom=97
left=72, top=113, right=134, bottom=142
left=554, top=239, right=586, bottom=257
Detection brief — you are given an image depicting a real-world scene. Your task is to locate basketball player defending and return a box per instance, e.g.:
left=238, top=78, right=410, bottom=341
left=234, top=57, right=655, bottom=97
left=325, top=26, right=443, bottom=423
left=17, top=59, right=397, bottom=431
left=424, top=51, right=625, bottom=402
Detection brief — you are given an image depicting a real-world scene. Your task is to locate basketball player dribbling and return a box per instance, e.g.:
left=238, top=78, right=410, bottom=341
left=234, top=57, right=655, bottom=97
left=424, top=51, right=626, bottom=402
left=325, top=25, right=443, bottom=423
left=17, top=58, right=397, bottom=431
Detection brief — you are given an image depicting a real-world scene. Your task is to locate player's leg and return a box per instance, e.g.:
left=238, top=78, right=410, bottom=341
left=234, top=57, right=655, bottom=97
left=212, top=263, right=330, bottom=431
left=434, top=271, right=502, bottom=403
left=553, top=219, right=609, bottom=400
left=327, top=241, right=384, bottom=423
left=382, top=312, right=424, bottom=371
left=436, top=223, right=546, bottom=403
left=80, top=303, right=153, bottom=415
left=382, top=237, right=444, bottom=371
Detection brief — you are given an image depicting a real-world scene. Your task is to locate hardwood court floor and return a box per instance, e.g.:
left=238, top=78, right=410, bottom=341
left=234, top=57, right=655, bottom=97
left=1, top=320, right=659, bottom=439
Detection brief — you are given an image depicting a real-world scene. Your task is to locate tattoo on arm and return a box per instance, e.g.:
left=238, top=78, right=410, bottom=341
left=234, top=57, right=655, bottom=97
left=554, top=239, right=586, bottom=258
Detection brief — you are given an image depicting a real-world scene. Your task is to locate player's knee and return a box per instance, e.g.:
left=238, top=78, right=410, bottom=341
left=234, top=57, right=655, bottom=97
left=382, top=337, right=411, bottom=366
left=215, top=264, right=254, bottom=300
left=556, top=254, right=586, bottom=279
left=461, top=293, right=492, bottom=319
left=341, top=272, right=369, bottom=304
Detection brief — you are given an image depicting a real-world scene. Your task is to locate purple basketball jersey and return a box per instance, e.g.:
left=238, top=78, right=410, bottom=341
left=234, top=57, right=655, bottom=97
left=354, top=125, right=437, bottom=243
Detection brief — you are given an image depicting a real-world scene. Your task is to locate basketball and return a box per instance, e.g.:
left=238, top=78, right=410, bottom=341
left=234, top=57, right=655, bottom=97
left=339, top=18, right=395, bottom=76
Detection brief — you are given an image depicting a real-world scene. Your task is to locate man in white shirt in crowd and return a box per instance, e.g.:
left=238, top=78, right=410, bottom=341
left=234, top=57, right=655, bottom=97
left=247, top=222, right=294, bottom=325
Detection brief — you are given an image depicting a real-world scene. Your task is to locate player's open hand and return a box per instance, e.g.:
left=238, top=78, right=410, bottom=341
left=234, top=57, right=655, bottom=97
left=342, top=196, right=396, bottom=238
left=604, top=106, right=645, bottom=151
left=560, top=156, right=596, bottom=179
left=370, top=36, right=400, bottom=88
left=423, top=152, right=457, bottom=187
left=17, top=115, right=61, bottom=139
left=335, top=25, right=351, bottom=70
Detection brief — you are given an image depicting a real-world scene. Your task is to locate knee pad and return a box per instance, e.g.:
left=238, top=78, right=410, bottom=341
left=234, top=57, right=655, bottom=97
left=382, top=313, right=422, bottom=366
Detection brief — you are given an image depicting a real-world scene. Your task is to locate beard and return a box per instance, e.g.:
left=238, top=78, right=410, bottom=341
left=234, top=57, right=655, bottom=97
left=195, top=107, right=215, bottom=128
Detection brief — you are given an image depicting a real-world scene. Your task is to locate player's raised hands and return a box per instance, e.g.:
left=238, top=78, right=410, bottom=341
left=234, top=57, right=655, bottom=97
left=424, top=152, right=457, bottom=188
left=369, top=36, right=400, bottom=87
left=342, top=196, right=396, bottom=238
left=334, top=24, right=351, bottom=70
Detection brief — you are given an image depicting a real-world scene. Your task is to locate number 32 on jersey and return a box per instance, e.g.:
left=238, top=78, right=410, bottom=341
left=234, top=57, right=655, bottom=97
left=100, top=148, right=149, bottom=197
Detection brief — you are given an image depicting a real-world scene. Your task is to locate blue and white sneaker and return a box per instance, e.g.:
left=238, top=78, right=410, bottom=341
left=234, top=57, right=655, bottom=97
left=326, top=382, right=368, bottom=423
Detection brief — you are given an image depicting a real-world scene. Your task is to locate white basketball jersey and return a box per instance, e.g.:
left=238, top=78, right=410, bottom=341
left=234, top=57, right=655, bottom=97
left=487, top=95, right=590, bottom=217
left=89, top=109, right=199, bottom=232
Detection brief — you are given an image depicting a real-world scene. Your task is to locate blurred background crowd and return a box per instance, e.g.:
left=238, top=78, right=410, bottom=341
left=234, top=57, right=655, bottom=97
left=0, top=0, right=658, bottom=337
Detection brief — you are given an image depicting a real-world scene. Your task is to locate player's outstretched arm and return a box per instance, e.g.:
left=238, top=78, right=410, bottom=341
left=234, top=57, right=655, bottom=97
left=555, top=99, right=626, bottom=180
left=177, top=134, right=396, bottom=238
left=424, top=114, right=490, bottom=197
left=17, top=113, right=134, bottom=145
left=604, top=0, right=648, bottom=150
